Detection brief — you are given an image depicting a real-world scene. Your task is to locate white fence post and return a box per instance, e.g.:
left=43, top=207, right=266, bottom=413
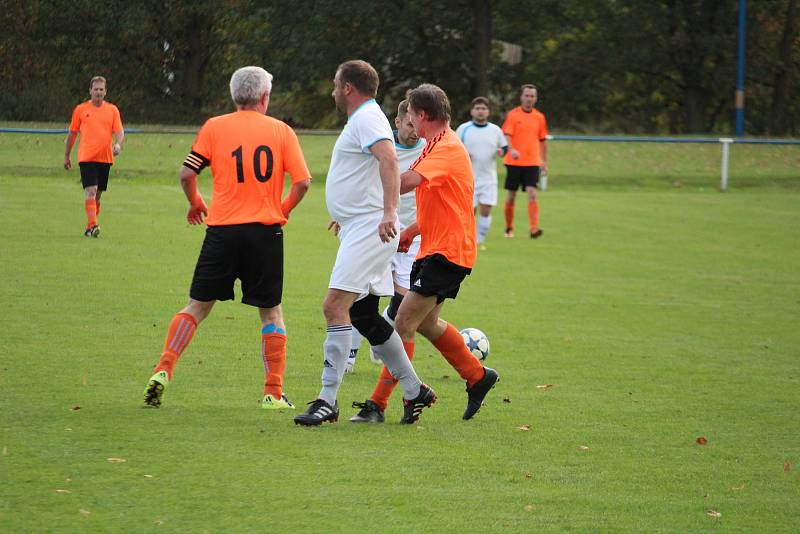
left=719, top=138, right=733, bottom=191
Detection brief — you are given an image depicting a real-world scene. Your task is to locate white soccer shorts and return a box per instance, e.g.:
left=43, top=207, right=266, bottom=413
left=391, top=237, right=421, bottom=290
left=474, top=181, right=498, bottom=207
left=329, top=213, right=396, bottom=298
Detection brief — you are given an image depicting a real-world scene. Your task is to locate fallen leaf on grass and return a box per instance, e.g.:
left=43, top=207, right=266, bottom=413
left=65, top=428, right=72, bottom=431
left=71, top=406, right=81, bottom=411
left=731, top=482, right=746, bottom=491
left=79, top=509, right=91, bottom=517
left=144, top=474, right=154, bottom=479
left=155, top=519, right=164, bottom=526
left=516, top=425, right=531, bottom=431
left=536, top=384, right=553, bottom=389
left=706, top=509, right=721, bottom=518
left=503, top=398, right=512, bottom=403
left=578, top=445, right=590, bottom=451
left=107, top=457, right=127, bottom=464
left=696, top=437, right=708, bottom=445
left=525, top=473, right=533, bottom=479
left=563, top=336, right=573, bottom=342
left=784, top=461, right=791, bottom=472
left=55, top=489, right=72, bottom=494
left=81, top=376, right=87, bottom=386
left=523, top=505, right=534, bottom=512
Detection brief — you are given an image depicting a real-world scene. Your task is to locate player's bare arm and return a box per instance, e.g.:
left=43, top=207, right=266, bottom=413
left=64, top=131, right=78, bottom=170
left=370, top=139, right=400, bottom=243
left=504, top=134, right=520, bottom=160
left=281, top=178, right=311, bottom=219
left=112, top=129, right=125, bottom=156
left=397, top=222, right=419, bottom=253
left=400, top=169, right=423, bottom=194
left=179, top=166, right=207, bottom=225
left=540, top=140, right=548, bottom=174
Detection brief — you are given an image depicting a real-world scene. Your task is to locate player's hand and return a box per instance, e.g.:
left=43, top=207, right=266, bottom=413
left=378, top=214, right=397, bottom=243
left=187, top=197, right=208, bottom=225
left=112, top=143, right=121, bottom=156
left=510, top=147, right=520, bottom=160
left=64, top=157, right=71, bottom=170
left=397, top=229, right=414, bottom=253
left=327, top=220, right=340, bottom=236
left=541, top=162, right=548, bottom=175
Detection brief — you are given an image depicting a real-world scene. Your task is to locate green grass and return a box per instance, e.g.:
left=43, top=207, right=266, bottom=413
left=1, top=130, right=799, bottom=532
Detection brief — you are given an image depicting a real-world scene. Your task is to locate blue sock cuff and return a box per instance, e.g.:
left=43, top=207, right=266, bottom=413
left=261, top=324, right=286, bottom=335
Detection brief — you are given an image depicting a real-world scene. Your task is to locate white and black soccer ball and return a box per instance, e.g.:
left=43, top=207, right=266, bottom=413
left=460, top=327, right=489, bottom=361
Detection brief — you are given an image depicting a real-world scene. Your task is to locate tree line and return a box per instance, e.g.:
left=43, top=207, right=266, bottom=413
left=1, top=0, right=797, bottom=135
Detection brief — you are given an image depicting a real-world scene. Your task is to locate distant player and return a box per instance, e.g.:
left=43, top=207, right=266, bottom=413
left=456, top=97, right=507, bottom=248
left=502, top=84, right=548, bottom=239
left=293, top=60, right=435, bottom=426
left=346, top=98, right=425, bottom=376
left=64, top=76, right=124, bottom=238
left=142, top=66, right=311, bottom=410
left=350, top=84, right=498, bottom=423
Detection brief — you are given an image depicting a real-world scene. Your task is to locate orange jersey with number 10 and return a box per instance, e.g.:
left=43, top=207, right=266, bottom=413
left=410, top=128, right=477, bottom=269
left=185, top=110, right=311, bottom=226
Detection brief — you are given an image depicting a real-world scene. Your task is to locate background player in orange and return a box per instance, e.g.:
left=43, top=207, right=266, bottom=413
left=141, top=66, right=311, bottom=411
left=64, top=76, right=124, bottom=237
left=351, top=83, right=498, bottom=423
left=502, top=84, right=548, bottom=239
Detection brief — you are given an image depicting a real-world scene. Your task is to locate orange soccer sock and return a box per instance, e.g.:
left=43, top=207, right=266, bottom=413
left=370, top=340, right=415, bottom=411
left=262, top=330, right=287, bottom=398
left=84, top=199, right=97, bottom=229
left=528, top=200, right=540, bottom=232
left=432, top=323, right=485, bottom=387
left=95, top=201, right=101, bottom=217
left=504, top=201, right=514, bottom=229
left=154, top=312, right=198, bottom=379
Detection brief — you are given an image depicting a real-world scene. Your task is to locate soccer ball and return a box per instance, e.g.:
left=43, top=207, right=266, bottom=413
left=460, top=327, right=489, bottom=361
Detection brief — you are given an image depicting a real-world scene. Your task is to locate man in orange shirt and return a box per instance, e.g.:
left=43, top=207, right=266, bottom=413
left=502, top=84, right=548, bottom=239
left=64, top=76, right=124, bottom=237
left=141, top=66, right=312, bottom=411
left=352, top=83, right=498, bottom=422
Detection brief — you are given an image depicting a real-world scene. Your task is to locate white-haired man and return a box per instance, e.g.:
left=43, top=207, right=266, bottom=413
left=142, top=66, right=312, bottom=410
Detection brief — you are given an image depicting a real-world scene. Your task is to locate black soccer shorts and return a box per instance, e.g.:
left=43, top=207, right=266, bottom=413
left=408, top=253, right=472, bottom=304
left=190, top=223, right=284, bottom=308
left=504, top=165, right=540, bottom=191
left=79, top=162, right=112, bottom=190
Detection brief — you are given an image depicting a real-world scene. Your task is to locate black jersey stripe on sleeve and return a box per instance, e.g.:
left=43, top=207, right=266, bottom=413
left=183, top=151, right=210, bottom=173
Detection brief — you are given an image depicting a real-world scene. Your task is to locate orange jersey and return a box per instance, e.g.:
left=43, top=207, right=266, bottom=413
left=410, top=128, right=477, bottom=268
left=184, top=110, right=311, bottom=226
left=68, top=101, right=123, bottom=164
left=502, top=107, right=548, bottom=166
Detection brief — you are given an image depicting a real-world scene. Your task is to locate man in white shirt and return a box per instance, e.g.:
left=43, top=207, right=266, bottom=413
left=294, top=61, right=436, bottom=426
left=455, top=97, right=508, bottom=248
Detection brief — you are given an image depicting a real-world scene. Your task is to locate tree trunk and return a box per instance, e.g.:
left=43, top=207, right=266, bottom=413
left=769, top=0, right=798, bottom=135
left=473, top=0, right=491, bottom=98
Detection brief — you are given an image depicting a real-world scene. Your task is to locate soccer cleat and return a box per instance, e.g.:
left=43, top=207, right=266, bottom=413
left=84, top=225, right=99, bottom=238
left=143, top=370, right=169, bottom=408
left=293, top=399, right=339, bottom=426
left=530, top=229, right=543, bottom=239
left=349, top=399, right=385, bottom=423
left=504, top=228, right=514, bottom=238
left=400, top=384, right=436, bottom=424
left=463, top=367, right=499, bottom=420
left=260, top=394, right=296, bottom=410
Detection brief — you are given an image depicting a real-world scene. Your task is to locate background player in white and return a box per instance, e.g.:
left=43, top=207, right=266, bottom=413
left=456, top=97, right=507, bottom=249
left=346, top=98, right=425, bottom=375
left=294, top=61, right=436, bottom=426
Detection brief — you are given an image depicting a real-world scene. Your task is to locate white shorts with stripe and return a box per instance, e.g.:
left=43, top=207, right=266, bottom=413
left=391, top=237, right=421, bottom=290
left=329, top=212, right=396, bottom=298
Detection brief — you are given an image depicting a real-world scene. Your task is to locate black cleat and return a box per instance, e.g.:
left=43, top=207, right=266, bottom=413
left=400, top=384, right=436, bottom=424
left=293, top=399, right=339, bottom=426
left=504, top=228, right=514, bottom=238
left=84, top=225, right=100, bottom=238
left=463, top=367, right=499, bottom=420
left=349, top=399, right=385, bottom=423
left=530, top=229, right=543, bottom=239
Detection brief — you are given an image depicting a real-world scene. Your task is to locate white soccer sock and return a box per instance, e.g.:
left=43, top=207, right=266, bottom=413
left=319, top=325, right=352, bottom=405
left=381, top=305, right=396, bottom=328
left=477, top=214, right=492, bottom=244
left=350, top=327, right=363, bottom=358
left=370, top=330, right=421, bottom=400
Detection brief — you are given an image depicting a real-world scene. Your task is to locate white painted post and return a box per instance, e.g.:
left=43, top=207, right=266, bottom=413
left=720, top=138, right=733, bottom=191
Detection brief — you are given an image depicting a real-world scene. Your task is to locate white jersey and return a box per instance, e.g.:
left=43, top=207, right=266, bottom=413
left=396, top=135, right=425, bottom=229
left=456, top=121, right=507, bottom=185
left=326, top=99, right=394, bottom=223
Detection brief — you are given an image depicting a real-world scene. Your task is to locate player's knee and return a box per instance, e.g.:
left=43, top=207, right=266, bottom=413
left=350, top=295, right=393, bottom=346
left=393, top=312, right=416, bottom=340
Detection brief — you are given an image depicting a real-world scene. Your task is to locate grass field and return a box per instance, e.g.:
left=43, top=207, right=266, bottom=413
left=1, top=129, right=799, bottom=532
